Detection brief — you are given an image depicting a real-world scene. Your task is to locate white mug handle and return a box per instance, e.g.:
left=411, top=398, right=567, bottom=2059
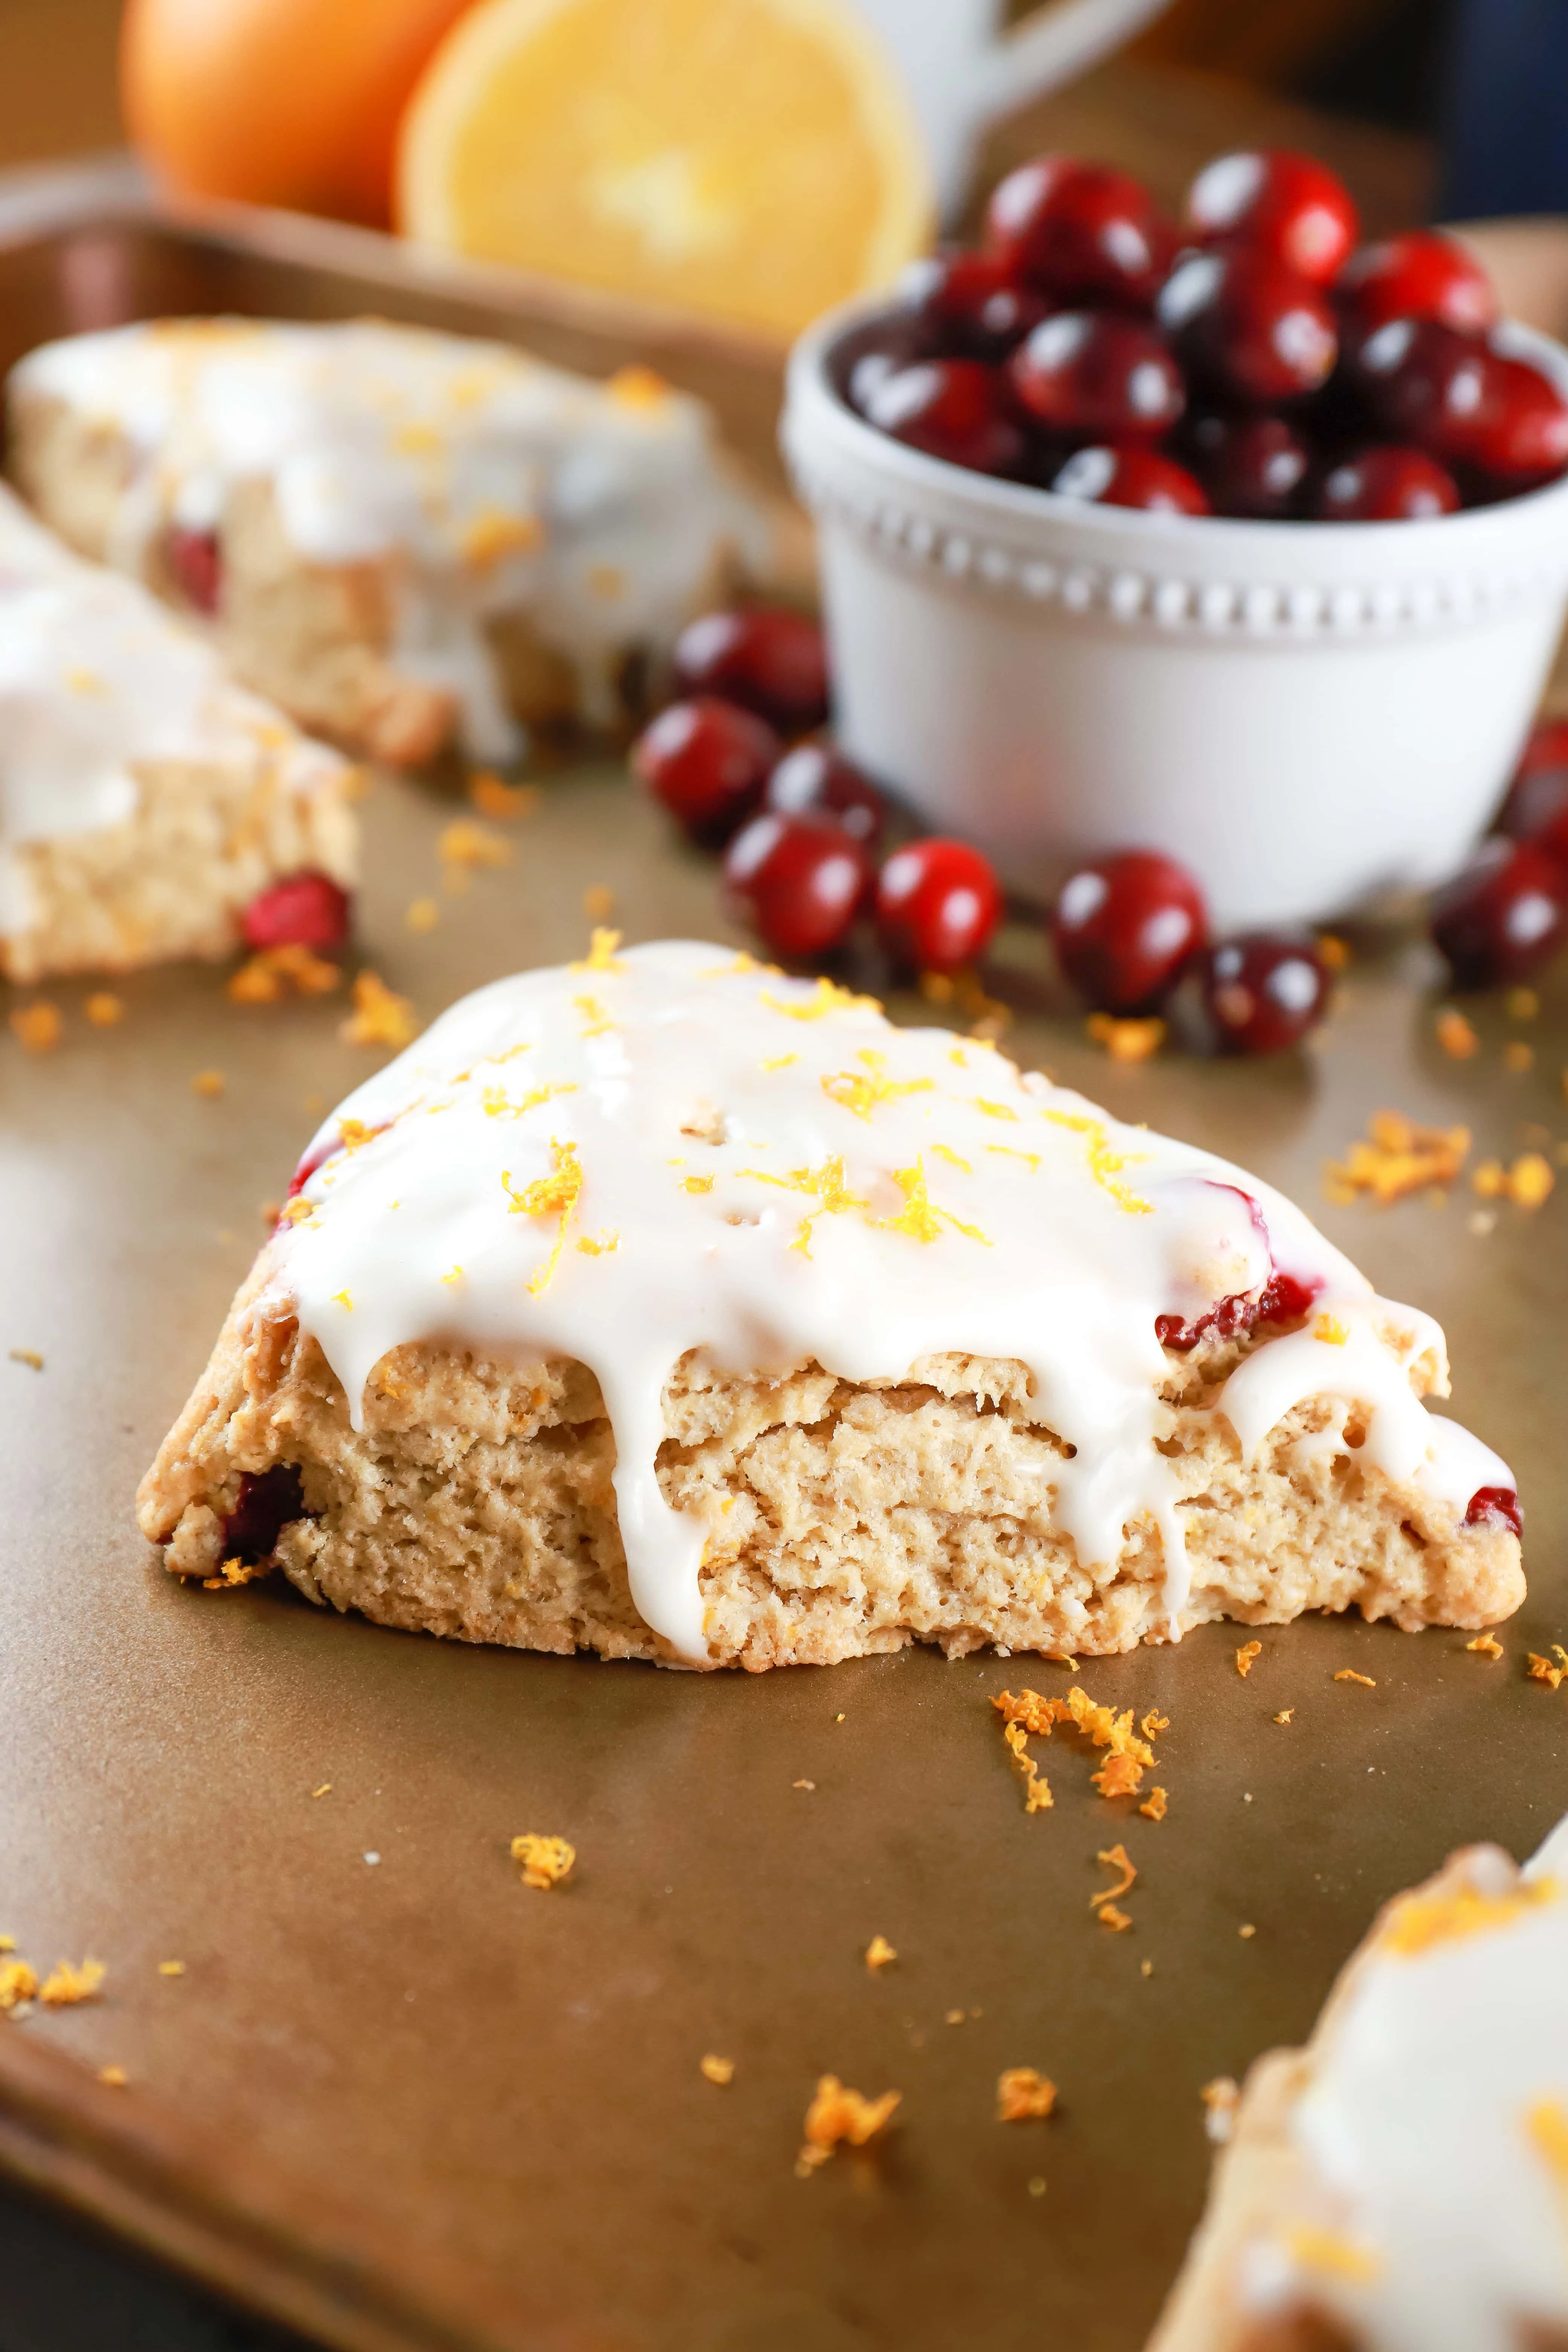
left=968, top=0, right=1177, bottom=125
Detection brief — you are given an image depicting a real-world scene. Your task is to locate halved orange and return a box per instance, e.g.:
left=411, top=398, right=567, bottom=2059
left=396, top=0, right=933, bottom=342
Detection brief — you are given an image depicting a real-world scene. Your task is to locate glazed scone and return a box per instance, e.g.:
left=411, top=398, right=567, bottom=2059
left=0, top=486, right=356, bottom=985
left=8, top=318, right=773, bottom=766
left=1148, top=1815, right=1568, bottom=2352
left=137, top=940, right=1523, bottom=1669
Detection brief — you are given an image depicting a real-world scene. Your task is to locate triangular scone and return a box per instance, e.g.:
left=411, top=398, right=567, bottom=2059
left=9, top=318, right=772, bottom=766
left=1148, top=1817, right=1568, bottom=2352
left=0, top=487, right=356, bottom=983
left=136, top=941, right=1522, bottom=1670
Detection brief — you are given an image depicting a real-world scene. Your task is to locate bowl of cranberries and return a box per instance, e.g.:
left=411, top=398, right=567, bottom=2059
left=782, top=147, right=1568, bottom=933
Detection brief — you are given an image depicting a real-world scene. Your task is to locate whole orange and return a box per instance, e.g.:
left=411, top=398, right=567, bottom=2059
left=121, top=0, right=479, bottom=227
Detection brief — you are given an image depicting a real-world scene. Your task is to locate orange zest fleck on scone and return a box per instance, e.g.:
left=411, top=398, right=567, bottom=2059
left=510, top=1831, right=576, bottom=1890
left=997, top=2067, right=1057, bottom=2122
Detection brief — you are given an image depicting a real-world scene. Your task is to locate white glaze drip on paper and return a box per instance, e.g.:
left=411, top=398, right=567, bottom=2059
left=262, top=942, right=1508, bottom=1663
left=12, top=320, right=770, bottom=760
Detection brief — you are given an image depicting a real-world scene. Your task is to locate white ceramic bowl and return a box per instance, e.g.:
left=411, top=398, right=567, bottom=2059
left=782, top=302, right=1568, bottom=930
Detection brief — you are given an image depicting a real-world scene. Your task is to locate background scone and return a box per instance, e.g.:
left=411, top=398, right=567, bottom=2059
left=138, top=940, right=1522, bottom=1669
left=9, top=318, right=773, bottom=767
left=0, top=486, right=355, bottom=985
left=1149, top=1815, right=1568, bottom=2352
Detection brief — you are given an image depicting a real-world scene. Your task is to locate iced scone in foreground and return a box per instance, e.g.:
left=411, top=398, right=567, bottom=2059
left=8, top=318, right=773, bottom=767
left=137, top=940, right=1523, bottom=1668
left=0, top=486, right=355, bottom=984
left=1149, top=1813, right=1568, bottom=2352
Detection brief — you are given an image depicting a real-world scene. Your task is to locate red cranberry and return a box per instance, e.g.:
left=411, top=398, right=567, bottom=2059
left=1158, top=248, right=1337, bottom=407
left=1465, top=1485, right=1522, bottom=1537
left=1052, top=849, right=1208, bottom=1011
left=1315, top=444, right=1460, bottom=521
left=167, top=525, right=222, bottom=615
left=1185, top=150, right=1358, bottom=284
left=1050, top=443, right=1210, bottom=514
left=723, top=813, right=873, bottom=958
left=863, top=359, right=1024, bottom=475
left=1009, top=311, right=1184, bottom=443
left=220, top=1464, right=305, bottom=1564
left=897, top=249, right=1050, bottom=361
left=1500, top=720, right=1568, bottom=850
left=1157, top=1268, right=1317, bottom=1352
left=1352, top=319, right=1494, bottom=466
left=672, top=606, right=828, bottom=733
left=875, top=838, right=1002, bottom=972
left=1338, top=231, right=1498, bottom=336
left=1465, top=351, right=1568, bottom=484
left=764, top=742, right=884, bottom=848
left=1430, top=837, right=1568, bottom=987
left=1200, top=933, right=1328, bottom=1053
left=632, top=698, right=781, bottom=845
left=1182, top=412, right=1309, bottom=518
left=242, top=871, right=352, bottom=954
left=1516, top=715, right=1568, bottom=776
left=985, top=156, right=1173, bottom=310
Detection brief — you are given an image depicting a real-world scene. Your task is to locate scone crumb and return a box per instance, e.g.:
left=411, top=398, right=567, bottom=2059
left=10, top=1001, right=61, bottom=1053
left=511, top=1832, right=576, bottom=1890
left=1201, top=2076, right=1240, bottom=2142
left=799, top=2074, right=900, bottom=2169
left=1465, top=1632, right=1504, bottom=1659
left=1239, top=1923, right=1257, bottom=1939
left=1139, top=1785, right=1168, bottom=1822
left=864, top=1935, right=897, bottom=1971
left=191, top=1069, right=225, bottom=1097
left=1086, top=1012, right=1165, bottom=1064
left=1235, top=1640, right=1262, bottom=1678
left=700, top=2053, right=735, bottom=2086
left=39, top=1958, right=105, bottom=2006
left=997, top=2067, right=1057, bottom=2122
left=1526, top=1646, right=1567, bottom=1690
left=1435, top=1008, right=1479, bottom=1058
left=341, top=971, right=417, bottom=1050
left=1325, top=1110, right=1470, bottom=1204
left=1091, top=1844, right=1136, bottom=1911
left=1334, top=1669, right=1377, bottom=1688
left=945, top=2008, right=965, bottom=2026
left=98, top=2064, right=128, bottom=2087
left=0, top=1959, right=39, bottom=2010
left=84, top=993, right=124, bottom=1027
left=792, top=1778, right=816, bottom=1792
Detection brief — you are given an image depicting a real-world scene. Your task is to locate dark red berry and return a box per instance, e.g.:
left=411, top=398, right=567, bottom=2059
left=1338, top=231, right=1498, bottom=336
left=764, top=742, right=884, bottom=847
left=1181, top=411, right=1309, bottom=518
left=242, top=871, right=352, bottom=954
left=1465, top=351, right=1568, bottom=484
left=875, top=838, right=1002, bottom=972
left=723, top=812, right=873, bottom=958
left=1009, top=311, right=1184, bottom=442
left=897, top=248, right=1050, bottom=361
left=220, top=1464, right=305, bottom=1565
left=985, top=156, right=1173, bottom=309
left=1185, top=150, right=1358, bottom=283
left=1517, top=715, right=1568, bottom=776
left=1500, top=719, right=1568, bottom=851
left=1156, top=1268, right=1318, bottom=1352
left=843, top=327, right=926, bottom=414
left=863, top=359, right=1024, bottom=475
left=1050, top=443, right=1210, bottom=514
left=1352, top=318, right=1494, bottom=466
left=1430, top=837, right=1568, bottom=987
left=672, top=606, right=829, bottom=733
left=1158, top=248, right=1337, bottom=407
left=1200, top=933, right=1328, bottom=1053
left=167, top=525, right=222, bottom=615
left=1315, top=444, right=1460, bottom=521
left=1464, top=1485, right=1522, bottom=1537
left=1052, top=849, right=1207, bottom=1011
left=632, top=698, right=781, bottom=845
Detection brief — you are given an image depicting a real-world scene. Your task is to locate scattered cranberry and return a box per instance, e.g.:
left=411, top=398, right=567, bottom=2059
left=1338, top=231, right=1498, bottom=336
left=875, top=837, right=1003, bottom=972
left=1009, top=311, right=1184, bottom=442
left=1185, top=149, right=1359, bottom=283
left=1315, top=444, right=1460, bottom=521
left=1500, top=720, right=1568, bottom=851
left=242, top=871, right=351, bottom=954
left=896, top=249, right=1050, bottom=361
left=764, top=742, right=884, bottom=847
left=1050, top=443, right=1210, bottom=514
left=1430, top=836, right=1568, bottom=986
left=1352, top=319, right=1493, bottom=466
left=863, top=359, right=1024, bottom=475
left=220, top=1464, right=305, bottom=1565
left=985, top=156, right=1173, bottom=309
left=1516, top=714, right=1568, bottom=775
left=1200, top=933, right=1328, bottom=1053
left=1465, top=351, right=1568, bottom=484
left=632, top=698, right=781, bottom=845
left=723, top=812, right=873, bottom=958
left=1464, top=1485, right=1522, bottom=1537
left=1158, top=248, right=1337, bottom=407
left=1181, top=411, right=1309, bottom=518
left=1052, top=849, right=1207, bottom=1011
left=167, top=524, right=222, bottom=615
left=672, top=606, right=829, bottom=733
left=1156, top=1268, right=1317, bottom=1352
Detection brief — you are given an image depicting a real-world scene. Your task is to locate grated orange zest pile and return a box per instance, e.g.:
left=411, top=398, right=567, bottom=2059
left=340, top=971, right=417, bottom=1049
left=1324, top=1110, right=1469, bottom=1205
left=1086, top=1012, right=1165, bottom=1064
left=39, top=1957, right=105, bottom=2006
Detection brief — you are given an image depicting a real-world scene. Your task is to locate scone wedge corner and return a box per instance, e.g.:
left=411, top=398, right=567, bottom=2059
left=137, top=940, right=1523, bottom=1669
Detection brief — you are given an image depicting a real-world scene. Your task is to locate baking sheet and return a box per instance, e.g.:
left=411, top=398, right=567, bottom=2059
left=1, top=176, right=1566, bottom=2352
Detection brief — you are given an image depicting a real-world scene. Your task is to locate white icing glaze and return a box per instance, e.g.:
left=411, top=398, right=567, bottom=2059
left=0, top=484, right=343, bottom=939
left=1240, top=1824, right=1568, bottom=2352
left=11, top=320, right=771, bottom=760
left=258, top=941, right=1507, bottom=1664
